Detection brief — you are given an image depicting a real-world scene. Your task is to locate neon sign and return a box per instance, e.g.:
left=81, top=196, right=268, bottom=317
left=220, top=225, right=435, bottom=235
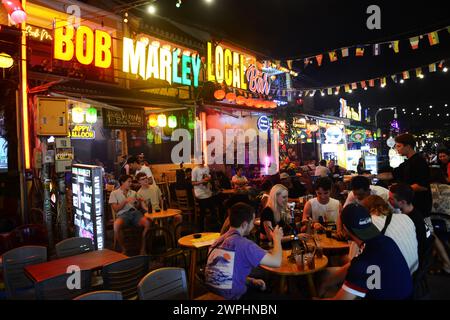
left=246, top=64, right=271, bottom=95
left=122, top=37, right=201, bottom=87
left=69, top=125, right=95, bottom=139
left=53, top=21, right=112, bottom=68
left=207, top=41, right=251, bottom=90
left=257, top=116, right=271, bottom=132
left=339, top=98, right=362, bottom=121
left=26, top=25, right=53, bottom=41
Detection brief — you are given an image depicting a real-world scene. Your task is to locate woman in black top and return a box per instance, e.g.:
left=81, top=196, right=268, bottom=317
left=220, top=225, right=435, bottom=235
left=357, top=158, right=366, bottom=174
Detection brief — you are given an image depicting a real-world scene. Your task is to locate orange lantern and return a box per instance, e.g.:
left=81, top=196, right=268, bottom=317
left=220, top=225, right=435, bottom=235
left=225, top=92, right=236, bottom=102
left=236, top=95, right=246, bottom=105
left=148, top=114, right=158, bottom=127
left=214, top=89, right=226, bottom=100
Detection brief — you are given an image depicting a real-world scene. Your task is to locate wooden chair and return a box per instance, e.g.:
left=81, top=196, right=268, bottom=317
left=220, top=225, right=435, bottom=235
left=74, top=290, right=123, bottom=300
left=35, top=270, right=92, bottom=300
left=2, top=245, right=47, bottom=299
left=111, top=206, right=144, bottom=256
left=101, top=255, right=149, bottom=300
left=11, top=224, right=48, bottom=248
left=137, top=267, right=188, bottom=300
left=175, top=189, right=195, bottom=223
left=146, top=226, right=187, bottom=268
left=55, top=237, right=94, bottom=258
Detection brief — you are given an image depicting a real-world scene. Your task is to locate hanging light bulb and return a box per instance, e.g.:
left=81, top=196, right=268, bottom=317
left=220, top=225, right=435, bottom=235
left=0, top=52, right=13, bottom=68
left=85, top=107, right=98, bottom=124
left=72, top=107, right=84, bottom=124
left=147, top=4, right=156, bottom=14
left=2, top=0, right=27, bottom=25
left=148, top=114, right=158, bottom=127
left=444, top=67, right=448, bottom=73
left=158, top=114, right=167, bottom=127
left=168, top=114, right=177, bottom=128
left=176, top=0, right=182, bottom=8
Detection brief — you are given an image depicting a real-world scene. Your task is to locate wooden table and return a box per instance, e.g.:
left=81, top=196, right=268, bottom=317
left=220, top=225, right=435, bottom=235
left=314, top=233, right=350, bottom=251
left=178, top=232, right=221, bottom=299
left=261, top=249, right=328, bottom=297
left=145, top=208, right=181, bottom=220
left=24, top=249, right=128, bottom=283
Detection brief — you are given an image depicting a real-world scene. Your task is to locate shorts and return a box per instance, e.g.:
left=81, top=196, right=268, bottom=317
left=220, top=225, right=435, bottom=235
left=424, top=217, right=434, bottom=233
left=117, top=209, right=143, bottom=227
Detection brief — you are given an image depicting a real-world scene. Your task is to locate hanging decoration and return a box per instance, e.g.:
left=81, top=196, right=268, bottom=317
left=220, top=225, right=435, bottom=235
left=72, top=107, right=84, bottom=124
left=85, top=107, right=98, bottom=124
left=168, top=115, right=177, bottom=128
left=0, top=52, right=14, bottom=68
left=148, top=114, right=158, bottom=127
left=1, top=0, right=27, bottom=25
left=214, top=89, right=226, bottom=100
left=157, top=114, right=167, bottom=127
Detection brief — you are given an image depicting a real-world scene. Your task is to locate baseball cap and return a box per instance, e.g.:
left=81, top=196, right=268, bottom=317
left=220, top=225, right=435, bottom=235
left=341, top=203, right=380, bottom=241
left=280, top=173, right=290, bottom=180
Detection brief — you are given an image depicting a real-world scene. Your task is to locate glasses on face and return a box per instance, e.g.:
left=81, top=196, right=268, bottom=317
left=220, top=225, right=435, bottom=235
left=139, top=177, right=148, bottom=181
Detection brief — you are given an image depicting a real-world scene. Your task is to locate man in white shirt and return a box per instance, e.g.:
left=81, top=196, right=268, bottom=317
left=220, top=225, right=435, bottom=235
left=343, top=175, right=389, bottom=208
left=130, top=156, right=154, bottom=181
left=192, top=157, right=219, bottom=231
left=315, top=160, right=331, bottom=177
left=231, top=166, right=248, bottom=189
left=109, top=174, right=151, bottom=255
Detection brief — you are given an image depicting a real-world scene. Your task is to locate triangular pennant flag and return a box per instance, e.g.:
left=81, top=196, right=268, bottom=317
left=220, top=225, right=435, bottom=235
left=351, top=83, right=357, bottom=90
left=335, top=86, right=340, bottom=94
left=373, top=44, right=380, bottom=56
left=391, top=75, right=398, bottom=83
left=356, top=46, right=365, bottom=56
left=304, top=90, right=309, bottom=97
left=304, top=58, right=310, bottom=67
left=428, top=31, right=440, bottom=46
left=329, top=51, right=338, bottom=62
left=410, top=36, right=419, bottom=50
left=316, top=54, right=323, bottom=66
left=287, top=60, right=293, bottom=70
left=438, top=60, right=445, bottom=69
left=368, top=79, right=375, bottom=87
left=341, top=48, right=349, bottom=57
left=391, top=40, right=400, bottom=53
left=327, top=88, right=333, bottom=95
left=429, top=63, right=437, bottom=73
left=381, top=77, right=386, bottom=87
left=416, top=67, right=423, bottom=77
left=344, top=85, right=350, bottom=93
left=402, top=71, right=410, bottom=80
left=360, top=81, right=367, bottom=89
left=310, top=90, right=316, bottom=97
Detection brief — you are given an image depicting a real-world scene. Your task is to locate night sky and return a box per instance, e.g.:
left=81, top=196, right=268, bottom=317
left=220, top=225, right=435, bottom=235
left=118, top=0, right=450, bottom=130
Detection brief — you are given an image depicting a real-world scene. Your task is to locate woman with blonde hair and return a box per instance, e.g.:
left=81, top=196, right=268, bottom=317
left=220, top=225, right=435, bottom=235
left=259, top=184, right=297, bottom=244
left=361, top=195, right=418, bottom=274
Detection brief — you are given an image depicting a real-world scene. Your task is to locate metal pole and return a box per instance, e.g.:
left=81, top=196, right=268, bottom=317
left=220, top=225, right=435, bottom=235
left=57, top=172, right=68, bottom=239
left=15, top=90, right=28, bottom=223
left=41, top=139, right=54, bottom=250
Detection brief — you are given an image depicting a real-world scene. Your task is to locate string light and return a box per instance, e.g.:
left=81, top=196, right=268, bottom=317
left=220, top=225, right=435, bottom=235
left=400, top=79, right=404, bottom=84
left=444, top=67, right=448, bottom=72
left=429, top=105, right=433, bottom=109
left=147, top=4, right=156, bottom=14
left=176, top=0, right=182, bottom=8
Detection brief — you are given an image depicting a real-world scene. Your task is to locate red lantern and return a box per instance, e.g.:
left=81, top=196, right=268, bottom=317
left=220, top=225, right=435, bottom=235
left=225, top=92, right=236, bottom=102
left=214, top=89, right=226, bottom=100
left=2, top=0, right=26, bottom=24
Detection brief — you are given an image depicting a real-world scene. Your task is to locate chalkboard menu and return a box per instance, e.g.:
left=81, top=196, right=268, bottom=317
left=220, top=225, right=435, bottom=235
left=72, top=164, right=104, bottom=250
left=103, top=108, right=145, bottom=129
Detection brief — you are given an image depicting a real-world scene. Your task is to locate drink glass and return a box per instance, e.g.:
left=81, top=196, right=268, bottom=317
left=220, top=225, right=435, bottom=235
left=295, top=254, right=304, bottom=271
left=316, top=246, right=323, bottom=258
left=325, top=227, right=332, bottom=238
left=304, top=253, right=315, bottom=269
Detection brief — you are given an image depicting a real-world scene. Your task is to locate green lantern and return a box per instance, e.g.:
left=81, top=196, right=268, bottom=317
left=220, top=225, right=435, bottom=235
left=168, top=114, right=177, bottom=128
left=85, top=107, right=98, bottom=124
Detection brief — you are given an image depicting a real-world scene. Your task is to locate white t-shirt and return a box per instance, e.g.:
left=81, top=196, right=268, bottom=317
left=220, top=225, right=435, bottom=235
left=231, top=175, right=248, bottom=187
left=136, top=165, right=153, bottom=178
left=344, top=185, right=390, bottom=208
left=372, top=214, right=419, bottom=274
left=314, top=165, right=330, bottom=177
left=108, top=189, right=138, bottom=216
left=307, top=197, right=340, bottom=223
left=192, top=166, right=212, bottom=199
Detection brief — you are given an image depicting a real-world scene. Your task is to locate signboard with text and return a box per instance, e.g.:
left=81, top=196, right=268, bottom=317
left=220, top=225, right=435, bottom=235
left=103, top=108, right=145, bottom=129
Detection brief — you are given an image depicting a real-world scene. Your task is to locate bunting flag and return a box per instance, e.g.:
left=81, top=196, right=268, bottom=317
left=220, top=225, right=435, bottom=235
left=287, top=60, right=293, bottom=69
left=373, top=44, right=381, bottom=56
left=391, top=75, right=398, bottom=83
left=429, top=63, right=437, bottom=73
left=316, top=54, right=323, bottom=66
left=416, top=67, right=423, bottom=77
left=391, top=40, right=400, bottom=53
left=381, top=77, right=387, bottom=87
left=368, top=79, right=375, bottom=87
left=327, top=88, right=333, bottom=95
left=304, top=58, right=310, bottom=67
left=410, top=36, right=419, bottom=50
left=403, top=70, right=410, bottom=80
left=310, top=90, right=316, bottom=97
left=439, top=60, right=445, bottom=68
left=341, top=48, right=349, bottom=57
left=344, top=84, right=350, bottom=93
left=329, top=51, right=338, bottom=62
left=428, top=31, right=440, bottom=46
left=304, top=90, right=309, bottom=97
left=360, top=81, right=367, bottom=89
left=351, top=83, right=357, bottom=90
left=335, top=86, right=340, bottom=94
left=356, top=47, right=365, bottom=56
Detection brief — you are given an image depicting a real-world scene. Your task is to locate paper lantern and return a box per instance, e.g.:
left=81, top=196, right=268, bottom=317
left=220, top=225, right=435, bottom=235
left=236, top=95, right=245, bottom=105
left=85, top=107, right=97, bottom=124
left=148, top=114, right=158, bottom=127
left=214, top=89, right=225, bottom=100
left=225, top=92, right=236, bottom=102
left=157, top=114, right=167, bottom=127
left=72, top=107, right=84, bottom=124
left=1, top=0, right=27, bottom=24
left=168, top=114, right=177, bottom=128
left=0, top=53, right=13, bottom=68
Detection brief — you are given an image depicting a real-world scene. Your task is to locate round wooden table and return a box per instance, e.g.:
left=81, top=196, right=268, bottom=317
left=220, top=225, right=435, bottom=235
left=314, top=233, right=350, bottom=251
left=261, top=249, right=328, bottom=297
left=145, top=208, right=181, bottom=220
left=178, top=232, right=221, bottom=299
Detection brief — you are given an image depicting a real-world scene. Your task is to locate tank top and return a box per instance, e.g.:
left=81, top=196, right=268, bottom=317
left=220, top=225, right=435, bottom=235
left=308, top=197, right=340, bottom=223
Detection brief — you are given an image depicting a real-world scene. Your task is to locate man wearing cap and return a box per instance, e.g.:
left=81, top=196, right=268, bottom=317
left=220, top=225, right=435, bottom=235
left=280, top=172, right=307, bottom=198
left=324, top=204, right=412, bottom=300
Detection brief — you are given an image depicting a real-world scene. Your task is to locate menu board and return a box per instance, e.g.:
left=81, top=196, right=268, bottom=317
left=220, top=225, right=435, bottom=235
left=103, top=108, right=145, bottom=129
left=72, top=164, right=104, bottom=250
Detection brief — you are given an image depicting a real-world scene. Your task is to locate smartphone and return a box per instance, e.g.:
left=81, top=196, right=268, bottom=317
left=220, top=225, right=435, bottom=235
left=267, top=225, right=274, bottom=232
